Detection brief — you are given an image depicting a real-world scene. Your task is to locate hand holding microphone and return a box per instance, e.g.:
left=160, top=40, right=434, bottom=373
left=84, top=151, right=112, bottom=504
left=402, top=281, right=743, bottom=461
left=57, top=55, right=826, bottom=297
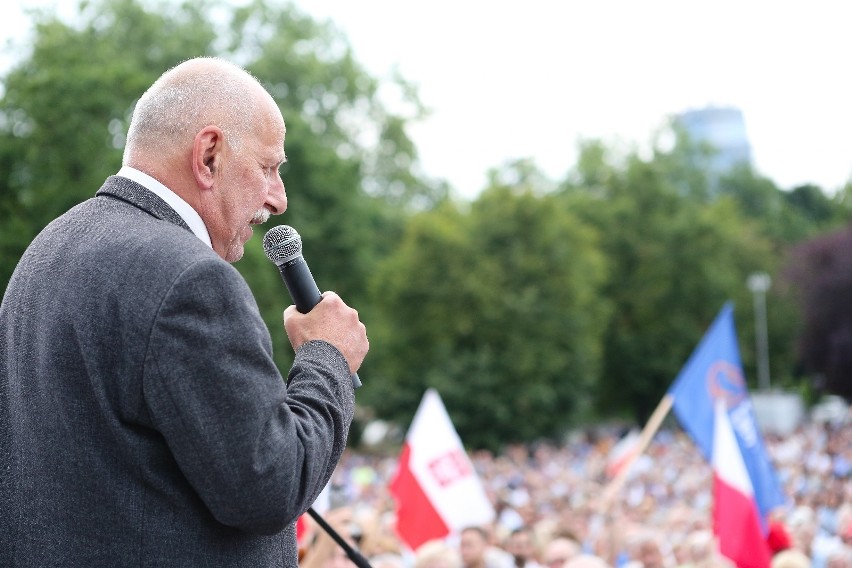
left=263, top=225, right=366, bottom=387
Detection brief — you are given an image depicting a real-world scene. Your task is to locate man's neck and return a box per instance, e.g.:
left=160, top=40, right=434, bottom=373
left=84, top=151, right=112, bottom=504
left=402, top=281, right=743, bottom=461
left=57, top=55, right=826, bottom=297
left=116, top=165, right=212, bottom=248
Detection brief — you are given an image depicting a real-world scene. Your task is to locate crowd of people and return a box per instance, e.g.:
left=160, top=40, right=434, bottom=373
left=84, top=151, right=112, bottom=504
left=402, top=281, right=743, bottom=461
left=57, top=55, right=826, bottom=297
left=298, top=405, right=852, bottom=568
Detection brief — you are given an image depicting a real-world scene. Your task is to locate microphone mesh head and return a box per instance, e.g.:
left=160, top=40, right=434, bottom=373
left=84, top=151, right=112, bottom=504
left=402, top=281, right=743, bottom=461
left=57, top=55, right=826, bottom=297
left=263, top=225, right=302, bottom=265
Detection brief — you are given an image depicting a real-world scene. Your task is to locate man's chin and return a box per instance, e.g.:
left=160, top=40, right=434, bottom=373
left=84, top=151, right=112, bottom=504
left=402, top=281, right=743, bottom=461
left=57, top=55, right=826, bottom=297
left=224, top=246, right=245, bottom=263
left=224, top=236, right=249, bottom=263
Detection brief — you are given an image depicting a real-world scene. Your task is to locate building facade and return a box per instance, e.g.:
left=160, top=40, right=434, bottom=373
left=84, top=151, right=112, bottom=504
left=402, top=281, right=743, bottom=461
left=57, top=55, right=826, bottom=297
left=677, top=106, right=752, bottom=176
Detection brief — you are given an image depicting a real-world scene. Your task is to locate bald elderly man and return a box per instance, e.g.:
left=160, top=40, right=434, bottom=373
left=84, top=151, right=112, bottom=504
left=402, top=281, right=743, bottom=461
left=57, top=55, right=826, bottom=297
left=0, top=57, right=368, bottom=567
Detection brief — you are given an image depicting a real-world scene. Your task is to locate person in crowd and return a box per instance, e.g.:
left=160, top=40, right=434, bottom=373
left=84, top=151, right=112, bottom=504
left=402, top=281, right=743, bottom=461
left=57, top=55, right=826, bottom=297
left=506, top=526, right=543, bottom=568
left=563, top=555, right=612, bottom=568
left=612, top=531, right=669, bottom=568
left=541, top=536, right=582, bottom=568
left=460, top=526, right=514, bottom=568
left=301, top=507, right=360, bottom=568
left=825, top=546, right=852, bottom=568
left=671, top=530, right=736, bottom=568
left=0, top=56, right=368, bottom=567
left=772, top=549, right=812, bottom=568
left=370, top=553, right=408, bottom=568
left=415, top=540, right=464, bottom=568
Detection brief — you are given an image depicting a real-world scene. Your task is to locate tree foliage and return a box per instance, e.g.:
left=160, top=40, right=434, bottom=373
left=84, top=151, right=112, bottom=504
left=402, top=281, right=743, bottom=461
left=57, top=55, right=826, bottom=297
left=561, top=138, right=788, bottom=422
left=363, top=162, right=610, bottom=450
left=783, top=228, right=852, bottom=402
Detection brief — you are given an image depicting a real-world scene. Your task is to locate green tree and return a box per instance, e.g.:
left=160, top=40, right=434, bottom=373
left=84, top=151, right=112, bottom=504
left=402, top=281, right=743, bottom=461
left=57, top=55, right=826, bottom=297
left=562, top=139, right=778, bottom=422
left=365, top=161, right=610, bottom=450
left=717, top=168, right=846, bottom=246
left=782, top=227, right=852, bottom=402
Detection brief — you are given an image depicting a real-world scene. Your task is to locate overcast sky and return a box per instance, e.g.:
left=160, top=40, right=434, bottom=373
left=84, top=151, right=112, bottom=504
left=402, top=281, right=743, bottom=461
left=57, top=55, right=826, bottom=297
left=4, top=0, right=852, bottom=199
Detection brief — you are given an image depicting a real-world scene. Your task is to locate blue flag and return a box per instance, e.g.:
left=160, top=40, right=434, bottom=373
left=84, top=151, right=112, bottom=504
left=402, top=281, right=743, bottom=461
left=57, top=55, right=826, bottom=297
left=668, top=302, right=786, bottom=525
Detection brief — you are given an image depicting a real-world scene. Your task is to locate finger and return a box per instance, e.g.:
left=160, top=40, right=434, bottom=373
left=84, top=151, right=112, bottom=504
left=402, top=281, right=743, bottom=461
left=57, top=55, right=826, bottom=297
left=283, top=304, right=299, bottom=322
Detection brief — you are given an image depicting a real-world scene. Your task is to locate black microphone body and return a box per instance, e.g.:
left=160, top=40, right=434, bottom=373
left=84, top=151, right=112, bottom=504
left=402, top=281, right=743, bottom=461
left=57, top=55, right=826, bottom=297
left=263, top=225, right=361, bottom=388
left=279, top=256, right=322, bottom=314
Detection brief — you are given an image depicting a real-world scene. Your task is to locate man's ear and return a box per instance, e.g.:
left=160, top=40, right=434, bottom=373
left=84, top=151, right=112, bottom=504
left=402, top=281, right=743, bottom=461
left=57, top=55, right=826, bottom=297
left=192, top=125, right=225, bottom=190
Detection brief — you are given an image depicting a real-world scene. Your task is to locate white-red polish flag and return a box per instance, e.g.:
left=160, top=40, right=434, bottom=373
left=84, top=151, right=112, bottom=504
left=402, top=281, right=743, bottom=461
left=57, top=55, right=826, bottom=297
left=389, top=388, right=495, bottom=550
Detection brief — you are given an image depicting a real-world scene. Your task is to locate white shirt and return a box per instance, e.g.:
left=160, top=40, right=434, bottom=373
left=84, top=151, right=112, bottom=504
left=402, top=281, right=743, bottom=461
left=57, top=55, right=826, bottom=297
left=116, top=166, right=212, bottom=248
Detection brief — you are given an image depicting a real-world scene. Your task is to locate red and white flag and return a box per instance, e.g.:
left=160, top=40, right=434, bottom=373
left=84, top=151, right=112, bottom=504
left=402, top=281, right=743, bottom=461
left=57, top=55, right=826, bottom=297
left=712, top=400, right=772, bottom=568
left=605, top=429, right=641, bottom=479
left=389, top=389, right=495, bottom=551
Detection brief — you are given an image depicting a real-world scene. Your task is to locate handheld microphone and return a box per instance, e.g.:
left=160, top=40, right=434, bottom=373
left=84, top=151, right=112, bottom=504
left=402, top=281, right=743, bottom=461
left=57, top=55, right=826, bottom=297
left=262, top=225, right=361, bottom=388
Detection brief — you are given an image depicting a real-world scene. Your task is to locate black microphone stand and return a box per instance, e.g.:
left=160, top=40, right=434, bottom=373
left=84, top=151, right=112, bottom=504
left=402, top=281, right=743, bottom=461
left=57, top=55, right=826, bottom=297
left=307, top=507, right=373, bottom=568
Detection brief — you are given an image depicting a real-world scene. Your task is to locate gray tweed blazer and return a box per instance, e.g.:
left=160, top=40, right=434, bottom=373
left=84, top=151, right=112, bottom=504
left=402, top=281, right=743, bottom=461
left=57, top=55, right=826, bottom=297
left=0, top=176, right=355, bottom=567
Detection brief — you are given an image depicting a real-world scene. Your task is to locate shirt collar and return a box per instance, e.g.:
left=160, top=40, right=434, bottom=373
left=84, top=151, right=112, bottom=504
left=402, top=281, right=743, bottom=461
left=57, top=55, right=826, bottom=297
left=116, top=166, right=212, bottom=248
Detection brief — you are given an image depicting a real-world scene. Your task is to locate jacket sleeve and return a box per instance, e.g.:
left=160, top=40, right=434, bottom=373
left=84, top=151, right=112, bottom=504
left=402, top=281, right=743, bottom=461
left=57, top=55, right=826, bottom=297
left=143, top=257, right=355, bottom=534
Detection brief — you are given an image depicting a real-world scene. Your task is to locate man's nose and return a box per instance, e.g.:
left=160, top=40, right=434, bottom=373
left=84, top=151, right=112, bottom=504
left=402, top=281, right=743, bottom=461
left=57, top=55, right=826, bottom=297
left=267, top=179, right=287, bottom=215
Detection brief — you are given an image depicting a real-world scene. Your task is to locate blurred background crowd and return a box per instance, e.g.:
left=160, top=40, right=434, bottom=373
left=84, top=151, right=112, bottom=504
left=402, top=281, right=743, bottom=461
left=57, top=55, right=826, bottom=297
left=299, top=408, right=851, bottom=568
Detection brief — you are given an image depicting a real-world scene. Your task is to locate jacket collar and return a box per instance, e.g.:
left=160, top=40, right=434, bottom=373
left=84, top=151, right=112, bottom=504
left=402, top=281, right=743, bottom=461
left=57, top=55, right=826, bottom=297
left=96, top=175, right=192, bottom=233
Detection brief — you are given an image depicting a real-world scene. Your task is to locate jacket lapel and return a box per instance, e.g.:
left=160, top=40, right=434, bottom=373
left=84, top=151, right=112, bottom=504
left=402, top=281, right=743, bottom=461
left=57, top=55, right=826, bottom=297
left=96, top=175, right=193, bottom=233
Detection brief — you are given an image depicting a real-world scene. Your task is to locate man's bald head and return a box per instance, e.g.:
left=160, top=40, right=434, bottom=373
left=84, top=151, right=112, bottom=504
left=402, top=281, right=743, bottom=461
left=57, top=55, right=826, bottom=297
left=123, top=57, right=276, bottom=164
left=120, top=56, right=288, bottom=263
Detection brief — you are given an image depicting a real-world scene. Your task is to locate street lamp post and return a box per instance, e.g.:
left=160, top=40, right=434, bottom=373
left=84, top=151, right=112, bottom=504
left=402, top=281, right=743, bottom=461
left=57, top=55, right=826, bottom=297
left=747, top=272, right=772, bottom=392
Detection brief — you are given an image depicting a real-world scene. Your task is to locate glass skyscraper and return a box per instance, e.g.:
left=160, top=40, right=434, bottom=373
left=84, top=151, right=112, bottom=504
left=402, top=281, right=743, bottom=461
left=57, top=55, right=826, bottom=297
left=676, top=106, right=752, bottom=175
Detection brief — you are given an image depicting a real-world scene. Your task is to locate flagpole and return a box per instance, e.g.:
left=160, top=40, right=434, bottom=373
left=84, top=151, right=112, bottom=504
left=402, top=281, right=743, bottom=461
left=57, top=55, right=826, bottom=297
left=599, top=394, right=674, bottom=511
